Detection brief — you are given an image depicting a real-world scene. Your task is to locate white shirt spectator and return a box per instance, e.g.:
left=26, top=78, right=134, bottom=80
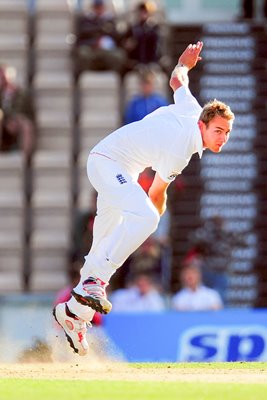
left=111, top=287, right=165, bottom=312
left=172, top=285, right=223, bottom=311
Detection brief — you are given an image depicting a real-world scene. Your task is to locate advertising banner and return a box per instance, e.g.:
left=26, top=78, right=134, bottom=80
left=104, top=310, right=267, bottom=362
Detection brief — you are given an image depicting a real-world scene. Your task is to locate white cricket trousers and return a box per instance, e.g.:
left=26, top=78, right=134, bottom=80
left=69, top=153, right=160, bottom=320
left=82, top=152, right=160, bottom=280
left=82, top=153, right=160, bottom=276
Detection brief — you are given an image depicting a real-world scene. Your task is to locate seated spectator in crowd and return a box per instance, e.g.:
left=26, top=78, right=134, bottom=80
left=187, top=215, right=246, bottom=304
left=0, top=65, right=35, bottom=158
left=138, top=167, right=171, bottom=244
left=137, top=165, right=155, bottom=192
left=73, top=0, right=127, bottom=77
left=122, top=1, right=162, bottom=71
left=126, top=236, right=162, bottom=280
left=124, top=68, right=169, bottom=125
left=70, top=191, right=97, bottom=265
left=240, top=0, right=267, bottom=19
left=111, top=273, right=166, bottom=312
left=172, top=262, right=223, bottom=311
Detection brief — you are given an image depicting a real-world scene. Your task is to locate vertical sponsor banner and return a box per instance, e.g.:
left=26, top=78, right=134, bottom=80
left=199, top=23, right=259, bottom=306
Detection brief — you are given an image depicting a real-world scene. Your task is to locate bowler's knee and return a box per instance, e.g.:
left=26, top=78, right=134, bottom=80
left=143, top=204, right=160, bottom=233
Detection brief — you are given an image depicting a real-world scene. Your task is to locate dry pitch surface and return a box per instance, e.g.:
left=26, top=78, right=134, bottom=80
left=0, top=362, right=267, bottom=383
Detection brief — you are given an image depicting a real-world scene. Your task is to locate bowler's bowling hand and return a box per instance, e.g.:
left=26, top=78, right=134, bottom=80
left=178, top=41, right=203, bottom=70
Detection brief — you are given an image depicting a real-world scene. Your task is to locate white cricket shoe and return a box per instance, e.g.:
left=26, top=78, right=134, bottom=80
left=53, top=303, right=90, bottom=356
left=71, top=277, right=112, bottom=315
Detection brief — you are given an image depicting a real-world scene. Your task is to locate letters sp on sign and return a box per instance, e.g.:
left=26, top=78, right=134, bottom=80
left=178, top=325, right=267, bottom=362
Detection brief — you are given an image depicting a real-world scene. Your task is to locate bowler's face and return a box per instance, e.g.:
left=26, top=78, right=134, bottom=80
left=200, top=115, right=233, bottom=153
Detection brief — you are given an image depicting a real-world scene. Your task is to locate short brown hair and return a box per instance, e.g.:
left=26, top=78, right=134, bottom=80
left=199, top=99, right=235, bottom=125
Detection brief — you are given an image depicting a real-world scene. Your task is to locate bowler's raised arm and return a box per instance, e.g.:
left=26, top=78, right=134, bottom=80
left=169, top=41, right=203, bottom=92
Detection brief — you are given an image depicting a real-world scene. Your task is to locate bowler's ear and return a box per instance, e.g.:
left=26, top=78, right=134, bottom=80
left=198, top=120, right=204, bottom=131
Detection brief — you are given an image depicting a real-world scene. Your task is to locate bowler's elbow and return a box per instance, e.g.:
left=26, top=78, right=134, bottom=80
left=169, top=76, right=181, bottom=92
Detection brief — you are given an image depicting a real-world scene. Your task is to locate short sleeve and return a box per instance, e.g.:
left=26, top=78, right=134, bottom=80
left=156, top=155, right=189, bottom=183
left=173, top=86, right=202, bottom=116
left=173, top=86, right=191, bottom=103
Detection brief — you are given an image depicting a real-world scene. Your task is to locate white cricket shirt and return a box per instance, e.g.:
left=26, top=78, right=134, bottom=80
left=92, top=86, right=203, bottom=183
left=111, top=287, right=166, bottom=312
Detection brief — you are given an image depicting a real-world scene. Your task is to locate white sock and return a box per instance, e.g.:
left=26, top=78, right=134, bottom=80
left=80, top=256, right=118, bottom=285
left=67, top=296, right=95, bottom=322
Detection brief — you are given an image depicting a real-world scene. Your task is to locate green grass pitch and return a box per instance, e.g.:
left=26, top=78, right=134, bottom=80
left=1, top=362, right=267, bottom=400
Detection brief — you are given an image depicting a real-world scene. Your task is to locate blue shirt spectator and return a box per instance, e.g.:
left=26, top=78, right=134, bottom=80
left=124, top=69, right=168, bottom=124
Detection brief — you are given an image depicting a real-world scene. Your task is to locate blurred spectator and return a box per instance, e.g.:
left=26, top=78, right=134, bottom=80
left=241, top=0, right=267, bottom=19
left=73, top=0, right=127, bottom=78
left=126, top=236, right=162, bottom=280
left=135, top=166, right=171, bottom=278
left=138, top=166, right=155, bottom=193
left=124, top=68, right=169, bottom=125
left=187, top=215, right=246, bottom=303
left=111, top=272, right=166, bottom=312
left=242, top=0, right=254, bottom=18
left=122, top=1, right=163, bottom=72
left=172, top=262, right=223, bottom=311
left=138, top=167, right=171, bottom=287
left=70, top=191, right=97, bottom=265
left=0, top=65, right=35, bottom=158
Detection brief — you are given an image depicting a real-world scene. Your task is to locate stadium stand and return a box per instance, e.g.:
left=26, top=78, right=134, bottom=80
left=0, top=154, right=25, bottom=292
left=29, top=0, right=73, bottom=290
left=0, top=0, right=29, bottom=292
left=77, top=71, right=120, bottom=209
left=0, top=0, right=28, bottom=86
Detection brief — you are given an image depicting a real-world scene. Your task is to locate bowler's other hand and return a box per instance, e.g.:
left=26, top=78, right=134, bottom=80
left=178, top=41, right=203, bottom=70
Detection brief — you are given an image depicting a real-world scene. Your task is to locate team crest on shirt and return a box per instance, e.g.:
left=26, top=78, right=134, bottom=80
left=116, top=174, right=127, bottom=184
